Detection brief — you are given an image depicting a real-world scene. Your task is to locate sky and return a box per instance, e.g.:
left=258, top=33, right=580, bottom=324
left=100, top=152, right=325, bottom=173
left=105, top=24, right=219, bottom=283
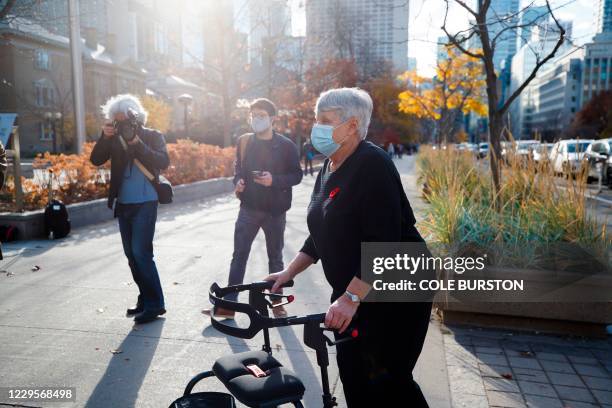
left=289, top=0, right=597, bottom=77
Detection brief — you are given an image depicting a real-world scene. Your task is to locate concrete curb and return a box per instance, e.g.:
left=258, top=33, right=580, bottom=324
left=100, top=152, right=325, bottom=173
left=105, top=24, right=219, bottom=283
left=0, top=177, right=234, bottom=240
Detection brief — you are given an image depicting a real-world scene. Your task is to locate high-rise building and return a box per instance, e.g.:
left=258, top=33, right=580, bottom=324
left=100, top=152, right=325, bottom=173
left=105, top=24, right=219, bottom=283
left=305, top=0, right=409, bottom=73
left=597, top=0, right=612, bottom=34
left=248, top=0, right=291, bottom=65
left=530, top=49, right=584, bottom=140
left=509, top=19, right=572, bottom=138
left=478, top=0, right=519, bottom=71
left=517, top=5, right=548, bottom=49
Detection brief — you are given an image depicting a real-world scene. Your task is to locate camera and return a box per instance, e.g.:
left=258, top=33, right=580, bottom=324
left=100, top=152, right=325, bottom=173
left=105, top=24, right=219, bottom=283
left=113, top=108, right=139, bottom=141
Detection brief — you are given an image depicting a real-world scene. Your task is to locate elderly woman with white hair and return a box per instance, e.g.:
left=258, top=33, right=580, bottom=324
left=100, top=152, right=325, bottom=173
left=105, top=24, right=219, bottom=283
left=91, top=94, right=170, bottom=324
left=266, top=88, right=431, bottom=407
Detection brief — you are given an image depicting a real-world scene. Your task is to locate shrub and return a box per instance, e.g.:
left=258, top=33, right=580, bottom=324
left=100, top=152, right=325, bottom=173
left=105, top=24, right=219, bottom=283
left=416, top=145, right=610, bottom=269
left=1, top=140, right=235, bottom=212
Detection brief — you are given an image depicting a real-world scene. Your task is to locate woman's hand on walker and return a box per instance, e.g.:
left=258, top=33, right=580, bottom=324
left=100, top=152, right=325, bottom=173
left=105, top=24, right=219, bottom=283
left=325, top=295, right=358, bottom=334
left=264, top=270, right=293, bottom=293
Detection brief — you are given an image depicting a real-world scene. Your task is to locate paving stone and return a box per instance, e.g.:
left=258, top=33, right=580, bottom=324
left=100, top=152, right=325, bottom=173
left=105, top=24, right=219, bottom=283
left=479, top=363, right=513, bottom=378
left=473, top=337, right=500, bottom=347
left=476, top=346, right=505, bottom=355
left=446, top=353, right=479, bottom=368
left=567, top=355, right=599, bottom=365
left=561, top=401, right=601, bottom=408
left=536, top=352, right=568, bottom=362
left=506, top=349, right=537, bottom=358
left=484, top=377, right=520, bottom=393
left=540, top=360, right=575, bottom=374
left=564, top=347, right=595, bottom=357
left=517, top=380, right=558, bottom=398
left=480, top=354, right=510, bottom=366
left=487, top=390, right=526, bottom=408
left=512, top=368, right=549, bottom=384
left=573, top=364, right=610, bottom=378
left=509, top=357, right=542, bottom=370
left=582, top=375, right=612, bottom=391
left=451, top=392, right=489, bottom=408
left=524, top=395, right=563, bottom=408
left=592, top=389, right=612, bottom=405
left=502, top=341, right=533, bottom=351
left=554, top=385, right=596, bottom=403
left=591, top=349, right=612, bottom=362
left=547, top=372, right=585, bottom=388
left=448, top=366, right=486, bottom=396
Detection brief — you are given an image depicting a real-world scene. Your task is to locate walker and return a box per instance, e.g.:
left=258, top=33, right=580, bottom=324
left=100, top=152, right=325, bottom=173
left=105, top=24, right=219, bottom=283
left=169, top=280, right=358, bottom=408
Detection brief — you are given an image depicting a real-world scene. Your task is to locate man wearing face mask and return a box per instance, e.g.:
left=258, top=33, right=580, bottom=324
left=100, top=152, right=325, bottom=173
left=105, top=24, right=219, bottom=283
left=202, top=98, right=303, bottom=319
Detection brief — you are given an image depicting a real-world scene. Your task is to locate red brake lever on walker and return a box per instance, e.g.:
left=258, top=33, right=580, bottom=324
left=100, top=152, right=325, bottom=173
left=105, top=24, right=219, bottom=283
left=321, top=327, right=359, bottom=346
left=265, top=292, right=295, bottom=308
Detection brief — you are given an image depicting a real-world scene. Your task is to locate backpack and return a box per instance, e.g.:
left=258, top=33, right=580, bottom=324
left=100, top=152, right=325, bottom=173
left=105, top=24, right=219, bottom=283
left=0, top=225, right=18, bottom=242
left=44, top=199, right=71, bottom=239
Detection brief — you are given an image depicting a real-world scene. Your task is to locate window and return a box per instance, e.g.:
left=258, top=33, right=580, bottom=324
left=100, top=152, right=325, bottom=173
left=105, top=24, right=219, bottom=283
left=40, top=122, right=53, bottom=141
left=34, top=80, right=55, bottom=107
left=35, top=49, right=50, bottom=70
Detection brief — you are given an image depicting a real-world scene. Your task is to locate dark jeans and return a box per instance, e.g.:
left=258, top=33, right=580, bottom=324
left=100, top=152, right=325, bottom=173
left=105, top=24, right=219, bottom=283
left=335, top=302, right=432, bottom=408
left=304, top=157, right=313, bottom=175
left=227, top=207, right=286, bottom=301
left=117, top=201, right=164, bottom=311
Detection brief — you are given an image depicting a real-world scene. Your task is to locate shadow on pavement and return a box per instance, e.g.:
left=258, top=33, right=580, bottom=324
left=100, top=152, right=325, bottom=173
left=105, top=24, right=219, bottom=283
left=201, top=319, right=250, bottom=354
left=84, top=319, right=165, bottom=407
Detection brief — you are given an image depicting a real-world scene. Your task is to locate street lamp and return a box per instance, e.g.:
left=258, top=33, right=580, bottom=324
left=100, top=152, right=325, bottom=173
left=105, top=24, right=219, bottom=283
left=178, top=93, right=193, bottom=138
left=45, top=111, right=62, bottom=154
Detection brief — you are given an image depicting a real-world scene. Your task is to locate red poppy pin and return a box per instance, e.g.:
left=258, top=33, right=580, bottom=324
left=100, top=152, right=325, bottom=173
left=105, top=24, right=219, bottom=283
left=329, top=187, right=340, bottom=199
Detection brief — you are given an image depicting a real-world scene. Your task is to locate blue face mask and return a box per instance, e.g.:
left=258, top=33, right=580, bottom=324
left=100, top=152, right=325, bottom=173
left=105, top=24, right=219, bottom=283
left=310, top=121, right=348, bottom=157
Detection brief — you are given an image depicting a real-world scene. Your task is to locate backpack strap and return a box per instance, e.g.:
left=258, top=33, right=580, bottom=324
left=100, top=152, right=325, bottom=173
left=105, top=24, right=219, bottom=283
left=239, top=133, right=253, bottom=169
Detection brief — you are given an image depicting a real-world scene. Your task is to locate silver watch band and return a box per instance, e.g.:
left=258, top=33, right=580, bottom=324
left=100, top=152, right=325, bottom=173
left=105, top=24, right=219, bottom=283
left=345, top=290, right=361, bottom=303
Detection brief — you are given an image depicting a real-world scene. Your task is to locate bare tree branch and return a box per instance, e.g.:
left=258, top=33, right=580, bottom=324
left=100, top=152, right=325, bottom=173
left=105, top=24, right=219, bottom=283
left=499, top=0, right=565, bottom=114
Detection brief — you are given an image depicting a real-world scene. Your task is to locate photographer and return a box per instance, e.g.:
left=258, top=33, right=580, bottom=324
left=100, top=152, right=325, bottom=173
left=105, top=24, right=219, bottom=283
left=90, top=94, right=169, bottom=324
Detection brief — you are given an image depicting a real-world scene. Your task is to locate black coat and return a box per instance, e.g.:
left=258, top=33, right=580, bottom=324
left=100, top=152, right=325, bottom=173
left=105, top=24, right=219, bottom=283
left=90, top=127, right=169, bottom=210
left=234, top=132, right=303, bottom=215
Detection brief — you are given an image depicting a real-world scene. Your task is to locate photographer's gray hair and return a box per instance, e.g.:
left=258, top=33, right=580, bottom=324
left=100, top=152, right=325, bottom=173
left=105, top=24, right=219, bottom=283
left=315, top=87, right=373, bottom=140
left=101, top=94, right=148, bottom=124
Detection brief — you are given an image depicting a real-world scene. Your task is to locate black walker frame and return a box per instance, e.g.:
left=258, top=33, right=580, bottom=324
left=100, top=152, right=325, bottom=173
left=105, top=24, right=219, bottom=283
left=169, top=280, right=358, bottom=408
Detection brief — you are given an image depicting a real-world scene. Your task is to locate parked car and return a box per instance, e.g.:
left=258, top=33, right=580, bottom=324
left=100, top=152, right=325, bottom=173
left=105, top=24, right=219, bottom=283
left=515, top=140, right=540, bottom=162
left=584, top=138, right=612, bottom=186
left=477, top=142, right=489, bottom=159
left=533, top=143, right=554, bottom=166
left=550, top=139, right=594, bottom=176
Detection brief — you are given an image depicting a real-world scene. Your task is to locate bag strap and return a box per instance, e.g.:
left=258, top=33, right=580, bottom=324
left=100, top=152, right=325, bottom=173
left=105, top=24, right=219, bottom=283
left=118, top=136, right=156, bottom=182
left=239, top=133, right=252, bottom=169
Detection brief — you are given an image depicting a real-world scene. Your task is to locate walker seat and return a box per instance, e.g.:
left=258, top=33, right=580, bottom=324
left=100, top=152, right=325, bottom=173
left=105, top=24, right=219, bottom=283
left=213, top=350, right=305, bottom=407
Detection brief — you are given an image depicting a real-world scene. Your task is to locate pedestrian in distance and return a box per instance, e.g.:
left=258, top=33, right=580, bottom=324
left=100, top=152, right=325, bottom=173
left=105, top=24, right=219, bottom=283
left=303, top=137, right=316, bottom=176
left=90, top=94, right=170, bottom=324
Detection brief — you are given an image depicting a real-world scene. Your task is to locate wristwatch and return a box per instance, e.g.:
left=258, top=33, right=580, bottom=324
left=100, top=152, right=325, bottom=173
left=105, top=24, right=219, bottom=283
left=344, top=290, right=361, bottom=303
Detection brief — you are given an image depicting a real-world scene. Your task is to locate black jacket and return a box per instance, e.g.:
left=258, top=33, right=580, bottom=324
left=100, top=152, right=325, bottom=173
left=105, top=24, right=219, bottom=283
left=90, top=127, right=169, bottom=210
left=234, top=132, right=303, bottom=215
left=0, top=141, right=6, bottom=190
